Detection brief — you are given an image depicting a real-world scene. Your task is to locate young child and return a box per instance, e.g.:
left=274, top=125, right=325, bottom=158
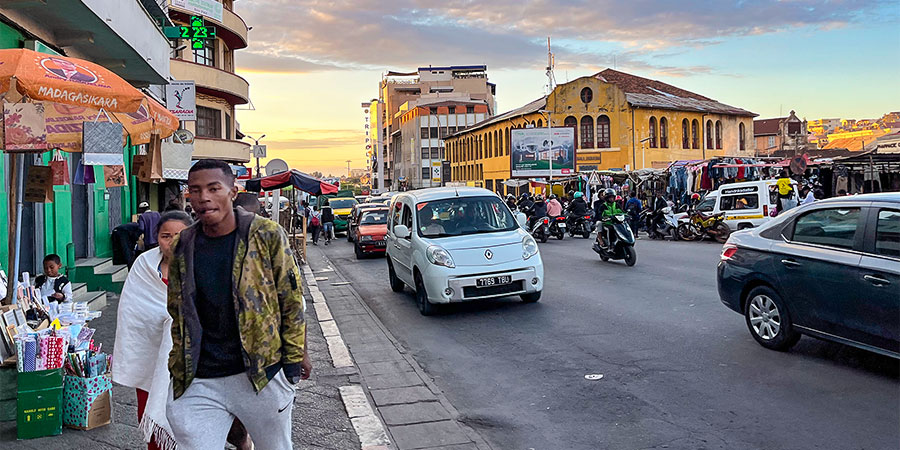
left=34, top=254, right=72, bottom=303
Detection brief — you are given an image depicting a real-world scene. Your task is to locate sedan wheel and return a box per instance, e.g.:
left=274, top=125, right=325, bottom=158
left=387, top=259, right=405, bottom=292
left=415, top=274, right=436, bottom=316
left=744, top=286, right=800, bottom=351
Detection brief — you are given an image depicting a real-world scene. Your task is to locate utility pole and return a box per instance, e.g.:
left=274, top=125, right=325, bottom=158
left=346, top=160, right=352, bottom=177
left=247, top=134, right=266, bottom=176
left=546, top=37, right=556, bottom=189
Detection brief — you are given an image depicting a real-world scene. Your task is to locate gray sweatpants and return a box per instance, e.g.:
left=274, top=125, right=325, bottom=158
left=167, top=371, right=295, bottom=450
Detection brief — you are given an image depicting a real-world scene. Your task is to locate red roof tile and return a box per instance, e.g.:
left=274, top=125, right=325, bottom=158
left=754, top=118, right=785, bottom=136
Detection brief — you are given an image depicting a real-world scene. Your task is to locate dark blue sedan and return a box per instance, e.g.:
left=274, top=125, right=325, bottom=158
left=718, top=192, right=899, bottom=358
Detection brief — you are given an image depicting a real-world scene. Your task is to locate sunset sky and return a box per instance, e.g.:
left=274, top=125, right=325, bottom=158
left=233, top=0, right=900, bottom=176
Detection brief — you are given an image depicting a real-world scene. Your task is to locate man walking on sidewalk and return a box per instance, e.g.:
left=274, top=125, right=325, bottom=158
left=166, top=159, right=312, bottom=450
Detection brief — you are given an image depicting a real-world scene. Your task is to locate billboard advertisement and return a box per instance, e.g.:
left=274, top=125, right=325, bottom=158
left=510, top=127, right=575, bottom=177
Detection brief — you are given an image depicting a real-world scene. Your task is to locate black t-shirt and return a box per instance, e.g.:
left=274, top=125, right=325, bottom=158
left=194, top=229, right=245, bottom=378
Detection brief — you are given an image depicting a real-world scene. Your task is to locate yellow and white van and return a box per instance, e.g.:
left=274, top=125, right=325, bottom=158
left=695, top=179, right=800, bottom=231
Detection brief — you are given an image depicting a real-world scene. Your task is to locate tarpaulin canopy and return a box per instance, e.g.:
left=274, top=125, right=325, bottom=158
left=245, top=169, right=339, bottom=195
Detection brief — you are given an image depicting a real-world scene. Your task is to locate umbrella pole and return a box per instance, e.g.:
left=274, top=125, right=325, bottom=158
left=5, top=154, right=24, bottom=305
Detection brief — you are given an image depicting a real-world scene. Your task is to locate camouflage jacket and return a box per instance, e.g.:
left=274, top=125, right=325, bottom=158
left=167, top=208, right=305, bottom=399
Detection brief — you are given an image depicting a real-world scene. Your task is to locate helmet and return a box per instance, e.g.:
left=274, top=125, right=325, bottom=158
left=534, top=194, right=544, bottom=201
left=520, top=192, right=531, bottom=200
left=603, top=188, right=616, bottom=198
left=573, top=192, right=584, bottom=199
left=615, top=195, right=622, bottom=201
left=691, top=193, right=701, bottom=201
left=549, top=194, right=557, bottom=200
left=506, top=194, right=515, bottom=200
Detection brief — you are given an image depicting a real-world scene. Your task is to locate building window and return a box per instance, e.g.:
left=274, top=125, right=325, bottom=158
left=596, top=115, right=610, bottom=148
left=466, top=105, right=474, bottom=113
left=739, top=123, right=746, bottom=150
left=429, top=107, right=438, bottom=114
left=706, top=120, right=713, bottom=149
left=421, top=148, right=430, bottom=159
left=648, top=117, right=658, bottom=148
left=715, top=120, right=722, bottom=149
left=430, top=127, right=439, bottom=138
left=439, top=127, right=447, bottom=138
left=691, top=119, right=699, bottom=149
left=421, top=127, right=429, bottom=139
left=682, top=119, right=690, bottom=149
left=193, top=38, right=216, bottom=67
left=505, top=128, right=511, bottom=155
left=422, top=167, right=430, bottom=180
left=659, top=117, right=668, bottom=148
left=225, top=112, right=232, bottom=140
left=537, top=119, right=543, bottom=128
left=431, top=147, right=441, bottom=159
left=565, top=116, right=578, bottom=145
left=768, top=135, right=775, bottom=148
left=580, top=116, right=594, bottom=149
left=196, top=106, right=221, bottom=138
left=580, top=87, right=593, bottom=104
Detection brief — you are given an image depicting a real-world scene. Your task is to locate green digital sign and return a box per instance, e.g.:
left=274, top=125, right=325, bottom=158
left=163, top=16, right=217, bottom=49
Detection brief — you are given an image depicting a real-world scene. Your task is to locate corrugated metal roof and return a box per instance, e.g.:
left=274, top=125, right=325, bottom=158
left=625, top=93, right=756, bottom=117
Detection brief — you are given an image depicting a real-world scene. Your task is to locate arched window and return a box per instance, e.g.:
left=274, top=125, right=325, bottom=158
left=494, top=130, right=499, bottom=158
left=739, top=122, right=746, bottom=150
left=659, top=117, right=668, bottom=148
left=597, top=115, right=611, bottom=148
left=580, top=87, right=593, bottom=104
left=649, top=117, right=658, bottom=148
left=505, top=128, right=510, bottom=155
left=682, top=119, right=690, bottom=149
left=537, top=119, right=543, bottom=128
left=580, top=116, right=594, bottom=149
left=564, top=116, right=578, bottom=145
left=706, top=120, right=713, bottom=149
left=691, top=119, right=699, bottom=149
left=715, top=120, right=722, bottom=149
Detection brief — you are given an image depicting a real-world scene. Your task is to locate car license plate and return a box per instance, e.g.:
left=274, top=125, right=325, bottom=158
left=558, top=223, right=566, bottom=228
left=476, top=275, right=512, bottom=287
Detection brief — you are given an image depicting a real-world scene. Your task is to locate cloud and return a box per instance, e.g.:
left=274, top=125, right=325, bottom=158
left=235, top=0, right=884, bottom=74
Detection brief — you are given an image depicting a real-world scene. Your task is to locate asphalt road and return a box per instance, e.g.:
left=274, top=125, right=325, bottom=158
left=321, top=234, right=899, bottom=450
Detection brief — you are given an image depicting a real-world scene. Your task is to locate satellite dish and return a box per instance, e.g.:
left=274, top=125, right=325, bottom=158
left=265, top=159, right=289, bottom=176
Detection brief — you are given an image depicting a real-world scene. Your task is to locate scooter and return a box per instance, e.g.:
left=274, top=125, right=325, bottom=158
left=567, top=214, right=593, bottom=239
left=592, top=214, right=637, bottom=266
left=647, top=207, right=681, bottom=240
left=530, top=216, right=550, bottom=243
left=678, top=211, right=731, bottom=243
left=549, top=216, right=566, bottom=240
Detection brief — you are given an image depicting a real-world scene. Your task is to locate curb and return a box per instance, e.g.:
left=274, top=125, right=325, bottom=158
left=303, top=246, right=494, bottom=450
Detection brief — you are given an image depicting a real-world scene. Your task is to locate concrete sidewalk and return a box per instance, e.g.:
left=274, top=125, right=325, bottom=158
left=1, top=284, right=360, bottom=448
left=304, top=244, right=492, bottom=450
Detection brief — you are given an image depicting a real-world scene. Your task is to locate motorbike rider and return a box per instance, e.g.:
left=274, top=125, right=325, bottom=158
left=567, top=191, right=589, bottom=226
left=517, top=192, right=534, bottom=213
left=505, top=194, right=517, bottom=211
left=546, top=194, right=563, bottom=218
left=624, top=191, right=642, bottom=237
left=527, top=194, right=548, bottom=229
left=596, top=188, right=626, bottom=250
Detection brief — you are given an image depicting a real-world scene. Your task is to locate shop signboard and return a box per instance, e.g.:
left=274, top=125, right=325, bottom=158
left=510, top=128, right=575, bottom=177
left=165, top=81, right=196, bottom=121
left=170, top=0, right=223, bottom=22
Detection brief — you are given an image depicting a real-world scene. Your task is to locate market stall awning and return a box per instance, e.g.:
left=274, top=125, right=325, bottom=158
left=244, top=169, right=339, bottom=195
left=0, top=48, right=145, bottom=113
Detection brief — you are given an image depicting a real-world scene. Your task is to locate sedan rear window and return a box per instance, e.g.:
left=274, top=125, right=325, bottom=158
left=875, top=209, right=900, bottom=258
left=792, top=208, right=860, bottom=250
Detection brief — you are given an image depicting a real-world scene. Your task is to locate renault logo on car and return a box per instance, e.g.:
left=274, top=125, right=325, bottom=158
left=484, top=249, right=493, bottom=260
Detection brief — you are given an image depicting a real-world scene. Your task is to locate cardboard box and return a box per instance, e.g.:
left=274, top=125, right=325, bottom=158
left=63, top=374, right=112, bottom=430
left=17, top=369, right=64, bottom=439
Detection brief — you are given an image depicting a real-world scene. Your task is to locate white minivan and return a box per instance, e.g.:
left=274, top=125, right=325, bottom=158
left=696, top=179, right=799, bottom=230
left=386, top=187, right=544, bottom=315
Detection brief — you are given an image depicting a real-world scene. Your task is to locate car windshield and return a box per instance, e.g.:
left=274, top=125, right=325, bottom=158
left=697, top=198, right=716, bottom=212
left=361, top=211, right=388, bottom=225
left=329, top=198, right=357, bottom=209
left=416, top=196, right=518, bottom=238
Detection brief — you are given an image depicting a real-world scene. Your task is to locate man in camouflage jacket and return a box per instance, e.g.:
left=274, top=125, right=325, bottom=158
left=166, top=159, right=309, bottom=450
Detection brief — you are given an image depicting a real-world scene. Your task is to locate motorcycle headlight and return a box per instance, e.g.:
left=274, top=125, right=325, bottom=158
left=360, top=235, right=373, bottom=242
left=426, top=245, right=455, bottom=268
left=522, top=235, right=539, bottom=260
left=615, top=214, right=626, bottom=222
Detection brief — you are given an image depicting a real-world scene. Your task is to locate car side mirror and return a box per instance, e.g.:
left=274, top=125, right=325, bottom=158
left=515, top=212, right=527, bottom=228
left=394, top=225, right=410, bottom=239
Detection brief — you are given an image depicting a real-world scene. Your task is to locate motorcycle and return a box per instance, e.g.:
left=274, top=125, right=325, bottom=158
left=530, top=216, right=550, bottom=243
left=678, top=211, right=731, bottom=243
left=647, top=207, right=681, bottom=240
left=567, top=214, right=593, bottom=239
left=549, top=216, right=566, bottom=240
left=592, top=213, right=637, bottom=266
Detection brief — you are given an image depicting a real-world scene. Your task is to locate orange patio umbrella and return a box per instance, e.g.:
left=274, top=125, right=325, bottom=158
left=0, top=48, right=144, bottom=113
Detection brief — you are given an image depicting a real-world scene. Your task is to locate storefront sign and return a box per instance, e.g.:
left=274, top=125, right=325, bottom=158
left=165, top=81, right=196, bottom=121
left=510, top=128, right=575, bottom=177
left=169, top=0, right=223, bottom=23
left=576, top=152, right=603, bottom=164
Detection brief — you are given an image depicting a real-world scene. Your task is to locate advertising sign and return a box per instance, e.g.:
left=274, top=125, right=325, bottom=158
left=431, top=161, right=442, bottom=184
left=170, top=0, right=224, bottom=23
left=165, top=81, right=196, bottom=121
left=510, top=128, right=575, bottom=177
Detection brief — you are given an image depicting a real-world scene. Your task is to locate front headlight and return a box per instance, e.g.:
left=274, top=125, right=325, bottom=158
left=522, top=235, right=539, bottom=260
left=426, top=245, right=455, bottom=268
left=360, top=235, right=373, bottom=242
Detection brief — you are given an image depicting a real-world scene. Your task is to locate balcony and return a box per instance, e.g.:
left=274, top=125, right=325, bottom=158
left=193, top=137, right=251, bottom=163
left=170, top=58, right=250, bottom=105
left=168, top=4, right=248, bottom=50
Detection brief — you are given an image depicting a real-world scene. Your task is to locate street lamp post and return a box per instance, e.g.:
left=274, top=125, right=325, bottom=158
left=246, top=134, right=266, bottom=176
left=639, top=137, right=651, bottom=170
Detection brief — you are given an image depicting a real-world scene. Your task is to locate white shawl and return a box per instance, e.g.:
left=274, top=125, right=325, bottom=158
left=113, top=249, right=177, bottom=450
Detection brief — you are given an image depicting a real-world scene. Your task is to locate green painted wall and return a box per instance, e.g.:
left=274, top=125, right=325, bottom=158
left=92, top=165, right=111, bottom=258
left=41, top=151, right=73, bottom=270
